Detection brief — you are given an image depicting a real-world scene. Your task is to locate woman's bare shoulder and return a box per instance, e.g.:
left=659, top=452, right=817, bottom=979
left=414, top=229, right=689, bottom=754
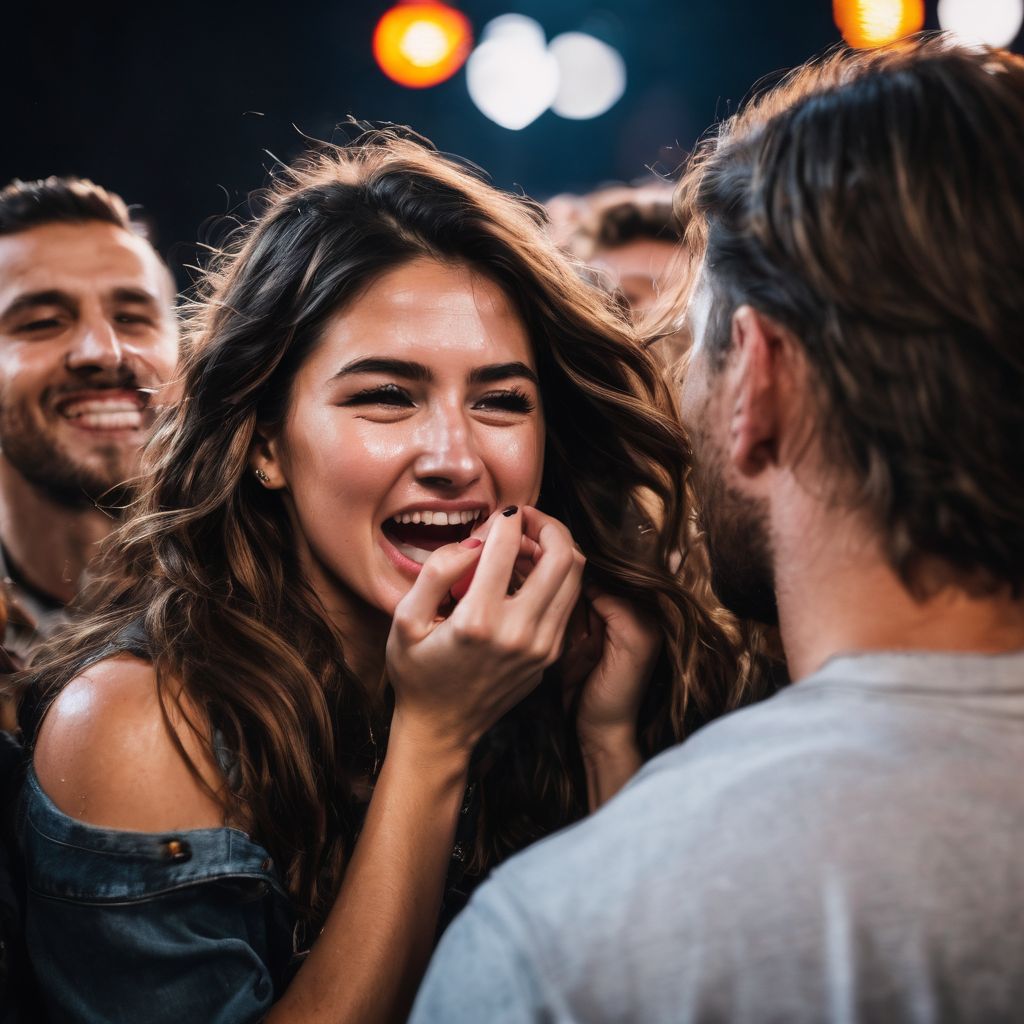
left=33, top=654, right=227, bottom=832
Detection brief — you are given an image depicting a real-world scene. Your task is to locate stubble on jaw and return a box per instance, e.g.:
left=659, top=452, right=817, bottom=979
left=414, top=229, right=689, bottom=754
left=688, top=393, right=779, bottom=628
left=0, top=395, right=142, bottom=509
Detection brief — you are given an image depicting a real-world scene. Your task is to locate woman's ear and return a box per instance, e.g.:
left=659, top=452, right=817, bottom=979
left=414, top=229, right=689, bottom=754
left=248, top=428, right=287, bottom=490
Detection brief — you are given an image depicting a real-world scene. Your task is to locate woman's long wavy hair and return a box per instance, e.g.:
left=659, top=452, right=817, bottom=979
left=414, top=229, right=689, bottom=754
left=19, top=132, right=772, bottom=928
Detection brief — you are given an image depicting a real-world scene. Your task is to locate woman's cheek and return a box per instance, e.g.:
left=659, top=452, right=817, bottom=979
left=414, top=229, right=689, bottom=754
left=348, top=417, right=414, bottom=466
left=487, top=424, right=545, bottom=502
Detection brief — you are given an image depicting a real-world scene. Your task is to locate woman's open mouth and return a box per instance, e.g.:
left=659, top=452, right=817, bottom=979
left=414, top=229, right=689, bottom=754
left=381, top=508, right=485, bottom=566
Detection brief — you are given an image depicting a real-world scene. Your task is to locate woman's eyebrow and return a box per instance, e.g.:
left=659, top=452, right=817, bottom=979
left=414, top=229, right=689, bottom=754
left=329, top=359, right=538, bottom=386
left=330, top=357, right=432, bottom=382
left=469, top=362, right=538, bottom=386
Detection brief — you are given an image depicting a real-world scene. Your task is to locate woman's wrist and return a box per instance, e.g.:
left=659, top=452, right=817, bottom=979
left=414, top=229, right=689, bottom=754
left=386, top=707, right=473, bottom=790
left=577, top=721, right=641, bottom=764
left=578, top=731, right=642, bottom=811
left=577, top=721, right=642, bottom=810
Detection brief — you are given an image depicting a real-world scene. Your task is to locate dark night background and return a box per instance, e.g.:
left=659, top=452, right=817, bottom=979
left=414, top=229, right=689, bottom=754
left=8, top=1, right=1022, bottom=286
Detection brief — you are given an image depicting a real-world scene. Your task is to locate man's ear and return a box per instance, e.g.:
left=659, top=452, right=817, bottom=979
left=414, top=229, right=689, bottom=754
left=728, top=305, right=784, bottom=478
left=248, top=428, right=287, bottom=490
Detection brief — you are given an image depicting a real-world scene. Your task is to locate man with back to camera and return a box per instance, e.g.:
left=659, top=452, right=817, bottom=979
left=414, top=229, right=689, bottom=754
left=0, top=177, right=178, bottom=675
left=411, top=39, right=1024, bottom=1023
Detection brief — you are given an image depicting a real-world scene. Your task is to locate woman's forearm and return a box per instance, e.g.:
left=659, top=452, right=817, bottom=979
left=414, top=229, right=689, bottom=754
left=266, top=714, right=469, bottom=1024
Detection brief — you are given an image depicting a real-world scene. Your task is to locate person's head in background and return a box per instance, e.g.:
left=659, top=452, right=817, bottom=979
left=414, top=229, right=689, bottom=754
left=0, top=178, right=178, bottom=514
left=0, top=177, right=178, bottom=660
left=548, top=181, right=682, bottom=311
left=547, top=181, right=692, bottom=369
left=590, top=185, right=681, bottom=320
left=678, top=38, right=1024, bottom=677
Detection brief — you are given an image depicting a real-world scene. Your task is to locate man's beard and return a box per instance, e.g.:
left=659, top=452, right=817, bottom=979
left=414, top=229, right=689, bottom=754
left=0, top=397, right=140, bottom=510
left=691, top=429, right=779, bottom=626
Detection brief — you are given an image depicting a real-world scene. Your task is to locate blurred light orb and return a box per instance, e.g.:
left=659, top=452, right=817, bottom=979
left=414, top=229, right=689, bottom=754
left=549, top=32, right=626, bottom=120
left=373, top=2, right=472, bottom=88
left=481, top=13, right=547, bottom=48
left=467, top=15, right=559, bottom=130
left=834, top=0, right=925, bottom=48
left=937, top=0, right=1024, bottom=47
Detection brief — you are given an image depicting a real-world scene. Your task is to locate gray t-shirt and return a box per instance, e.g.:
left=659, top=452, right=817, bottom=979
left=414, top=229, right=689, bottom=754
left=411, top=651, right=1024, bottom=1023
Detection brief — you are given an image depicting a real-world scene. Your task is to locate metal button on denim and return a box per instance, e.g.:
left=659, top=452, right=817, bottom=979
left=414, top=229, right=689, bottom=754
left=163, top=837, right=192, bottom=863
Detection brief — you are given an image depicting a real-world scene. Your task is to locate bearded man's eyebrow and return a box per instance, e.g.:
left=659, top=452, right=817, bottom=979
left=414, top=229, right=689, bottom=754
left=111, top=287, right=160, bottom=308
left=1, top=289, right=77, bottom=320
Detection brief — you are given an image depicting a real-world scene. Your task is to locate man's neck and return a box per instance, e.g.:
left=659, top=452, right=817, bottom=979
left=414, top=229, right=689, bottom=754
left=772, top=497, right=1024, bottom=682
left=0, top=458, right=114, bottom=607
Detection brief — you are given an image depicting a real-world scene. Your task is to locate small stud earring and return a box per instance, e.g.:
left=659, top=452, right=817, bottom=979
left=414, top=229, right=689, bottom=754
left=254, top=468, right=270, bottom=484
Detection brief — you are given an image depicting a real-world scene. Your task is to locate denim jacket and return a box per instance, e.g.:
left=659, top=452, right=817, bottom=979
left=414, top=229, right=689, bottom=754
left=18, top=767, right=298, bottom=1023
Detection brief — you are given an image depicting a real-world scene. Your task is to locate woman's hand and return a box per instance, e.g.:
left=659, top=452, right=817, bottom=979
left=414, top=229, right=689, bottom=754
left=386, top=505, right=585, bottom=763
left=561, top=588, right=662, bottom=807
left=568, top=589, right=663, bottom=743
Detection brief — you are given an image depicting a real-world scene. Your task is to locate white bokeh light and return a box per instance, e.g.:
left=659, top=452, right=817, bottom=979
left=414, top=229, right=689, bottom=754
left=466, top=16, right=559, bottom=130
left=938, top=0, right=1023, bottom=47
left=549, top=32, right=626, bottom=120
left=481, top=13, right=547, bottom=48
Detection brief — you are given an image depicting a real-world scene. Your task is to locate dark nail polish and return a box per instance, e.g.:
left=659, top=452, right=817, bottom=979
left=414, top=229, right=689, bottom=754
left=502, top=505, right=519, bottom=517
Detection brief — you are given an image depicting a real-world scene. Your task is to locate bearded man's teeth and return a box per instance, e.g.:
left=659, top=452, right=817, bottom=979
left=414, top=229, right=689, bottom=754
left=61, top=398, right=144, bottom=430
left=393, top=541, right=433, bottom=565
left=72, top=411, right=143, bottom=429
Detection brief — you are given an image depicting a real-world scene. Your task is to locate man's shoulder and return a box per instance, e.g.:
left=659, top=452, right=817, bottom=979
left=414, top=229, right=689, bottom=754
left=482, top=650, right=1021, bottom=929
left=486, top=689, right=823, bottom=914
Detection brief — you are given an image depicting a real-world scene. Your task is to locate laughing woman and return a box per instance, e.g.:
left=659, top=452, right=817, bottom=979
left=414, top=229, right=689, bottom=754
left=15, top=134, right=765, bottom=1024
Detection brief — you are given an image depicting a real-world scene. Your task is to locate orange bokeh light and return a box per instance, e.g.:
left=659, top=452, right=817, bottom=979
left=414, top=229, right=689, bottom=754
left=373, top=2, right=473, bottom=88
left=834, top=0, right=925, bottom=48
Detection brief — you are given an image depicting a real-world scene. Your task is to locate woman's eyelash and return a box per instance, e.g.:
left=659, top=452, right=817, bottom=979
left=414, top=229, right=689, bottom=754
left=342, top=384, right=535, bottom=413
left=477, top=387, right=535, bottom=413
left=343, top=384, right=414, bottom=407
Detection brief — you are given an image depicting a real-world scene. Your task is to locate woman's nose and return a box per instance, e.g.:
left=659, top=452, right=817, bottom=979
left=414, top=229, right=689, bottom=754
left=413, top=407, right=483, bottom=488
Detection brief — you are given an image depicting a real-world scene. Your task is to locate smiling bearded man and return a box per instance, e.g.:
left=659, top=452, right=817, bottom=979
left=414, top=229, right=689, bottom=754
left=0, top=177, right=178, bottom=667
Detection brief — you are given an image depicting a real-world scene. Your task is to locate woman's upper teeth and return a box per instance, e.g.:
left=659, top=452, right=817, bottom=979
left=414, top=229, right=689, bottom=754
left=391, top=509, right=483, bottom=526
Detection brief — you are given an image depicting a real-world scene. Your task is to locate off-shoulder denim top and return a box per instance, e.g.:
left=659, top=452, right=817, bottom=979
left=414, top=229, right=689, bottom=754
left=16, top=618, right=478, bottom=1021
left=19, top=759, right=298, bottom=1023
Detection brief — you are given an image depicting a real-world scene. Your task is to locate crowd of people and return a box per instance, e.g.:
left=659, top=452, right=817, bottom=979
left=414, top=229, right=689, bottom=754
left=0, top=36, right=1022, bottom=1024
